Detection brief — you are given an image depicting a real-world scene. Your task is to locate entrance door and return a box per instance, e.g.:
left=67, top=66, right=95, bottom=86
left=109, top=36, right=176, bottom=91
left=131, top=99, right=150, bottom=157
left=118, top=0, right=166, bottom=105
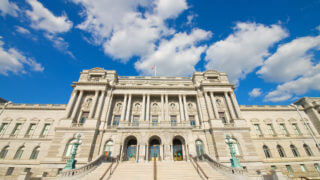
left=173, top=139, right=183, bottom=161
left=150, top=145, right=160, bottom=160
left=127, top=145, right=136, bottom=161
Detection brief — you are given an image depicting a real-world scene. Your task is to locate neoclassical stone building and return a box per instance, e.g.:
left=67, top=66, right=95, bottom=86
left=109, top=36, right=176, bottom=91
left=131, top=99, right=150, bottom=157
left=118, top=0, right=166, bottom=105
left=0, top=68, right=319, bottom=179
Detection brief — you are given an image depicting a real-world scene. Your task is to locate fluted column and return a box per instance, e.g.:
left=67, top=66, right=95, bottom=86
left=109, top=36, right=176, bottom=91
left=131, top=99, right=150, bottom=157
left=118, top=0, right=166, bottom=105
left=165, top=94, right=169, bottom=121
left=225, top=92, right=236, bottom=120
left=146, top=94, right=150, bottom=122
left=179, top=95, right=184, bottom=122
left=210, top=92, right=219, bottom=119
left=89, top=90, right=99, bottom=118
left=71, top=90, right=84, bottom=120
left=95, top=90, right=106, bottom=119
left=196, top=94, right=204, bottom=125
left=204, top=92, right=214, bottom=120
left=183, top=95, right=189, bottom=122
left=120, top=94, right=127, bottom=121
left=65, top=90, right=78, bottom=118
left=230, top=92, right=242, bottom=119
left=125, top=94, right=132, bottom=121
left=142, top=94, right=146, bottom=121
left=161, top=94, right=164, bottom=123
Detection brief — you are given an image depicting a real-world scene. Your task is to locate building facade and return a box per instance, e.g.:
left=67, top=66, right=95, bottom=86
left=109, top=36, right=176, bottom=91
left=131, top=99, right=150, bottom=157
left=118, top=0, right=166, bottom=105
left=0, top=68, right=319, bottom=179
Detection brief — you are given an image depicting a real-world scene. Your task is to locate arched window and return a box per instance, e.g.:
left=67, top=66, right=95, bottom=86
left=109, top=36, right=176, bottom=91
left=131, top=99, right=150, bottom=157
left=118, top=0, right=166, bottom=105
left=14, top=146, right=24, bottom=159
left=0, top=146, right=9, bottom=159
left=195, top=140, right=204, bottom=156
left=263, top=145, right=271, bottom=158
left=104, top=140, right=113, bottom=157
left=290, top=145, right=300, bottom=157
left=30, top=146, right=40, bottom=160
left=63, top=139, right=76, bottom=157
left=303, top=144, right=313, bottom=156
left=277, top=145, right=286, bottom=157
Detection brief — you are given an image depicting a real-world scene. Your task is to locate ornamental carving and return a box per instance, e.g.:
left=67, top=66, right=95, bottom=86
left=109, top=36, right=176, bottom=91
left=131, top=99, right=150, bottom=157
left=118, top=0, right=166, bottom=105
left=151, top=102, right=160, bottom=113
left=82, top=96, right=93, bottom=110
left=114, top=102, right=122, bottom=114
left=132, top=102, right=141, bottom=112
left=169, top=102, right=177, bottom=112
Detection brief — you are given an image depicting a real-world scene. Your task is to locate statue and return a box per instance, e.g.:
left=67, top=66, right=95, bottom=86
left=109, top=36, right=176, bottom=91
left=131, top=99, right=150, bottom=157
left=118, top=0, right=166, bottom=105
left=225, top=134, right=241, bottom=168
left=64, top=134, right=81, bottom=170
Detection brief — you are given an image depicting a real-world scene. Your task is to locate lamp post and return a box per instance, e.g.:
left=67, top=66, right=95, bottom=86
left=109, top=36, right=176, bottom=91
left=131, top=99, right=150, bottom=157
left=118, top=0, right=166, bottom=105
left=0, top=101, right=12, bottom=117
left=64, top=134, right=81, bottom=170
left=225, top=134, right=241, bottom=168
left=290, top=104, right=320, bottom=151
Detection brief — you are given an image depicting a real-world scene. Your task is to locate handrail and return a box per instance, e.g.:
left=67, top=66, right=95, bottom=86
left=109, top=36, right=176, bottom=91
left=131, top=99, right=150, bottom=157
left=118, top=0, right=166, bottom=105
left=59, top=154, right=106, bottom=178
left=99, top=155, right=119, bottom=180
left=189, top=154, right=208, bottom=180
left=200, top=154, right=246, bottom=175
left=153, top=158, right=157, bottom=180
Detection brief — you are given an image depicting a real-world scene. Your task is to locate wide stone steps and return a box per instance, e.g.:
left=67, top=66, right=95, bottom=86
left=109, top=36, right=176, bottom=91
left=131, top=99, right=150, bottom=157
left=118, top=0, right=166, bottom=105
left=197, top=162, right=229, bottom=180
left=157, top=161, right=202, bottom=180
left=110, top=162, right=153, bottom=180
left=80, top=162, right=113, bottom=179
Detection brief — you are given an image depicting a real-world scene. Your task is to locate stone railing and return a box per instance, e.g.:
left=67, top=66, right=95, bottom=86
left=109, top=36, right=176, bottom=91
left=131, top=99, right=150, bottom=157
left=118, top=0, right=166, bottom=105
left=189, top=154, right=208, bottom=180
left=200, top=154, right=247, bottom=175
left=59, top=155, right=116, bottom=179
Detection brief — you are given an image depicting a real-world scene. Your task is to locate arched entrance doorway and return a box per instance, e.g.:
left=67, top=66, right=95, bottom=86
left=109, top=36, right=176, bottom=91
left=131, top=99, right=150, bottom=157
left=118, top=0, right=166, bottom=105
left=173, top=137, right=184, bottom=161
left=123, top=136, right=137, bottom=161
left=149, top=136, right=161, bottom=161
left=104, top=140, right=113, bottom=157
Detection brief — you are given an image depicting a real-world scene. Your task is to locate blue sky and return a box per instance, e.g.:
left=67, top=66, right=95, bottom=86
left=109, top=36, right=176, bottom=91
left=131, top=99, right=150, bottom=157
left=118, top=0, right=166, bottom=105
left=0, top=0, right=319, bottom=105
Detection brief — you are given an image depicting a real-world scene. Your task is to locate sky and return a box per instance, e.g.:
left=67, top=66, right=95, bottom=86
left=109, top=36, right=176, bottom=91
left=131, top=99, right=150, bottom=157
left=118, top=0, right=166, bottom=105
left=0, top=0, right=319, bottom=105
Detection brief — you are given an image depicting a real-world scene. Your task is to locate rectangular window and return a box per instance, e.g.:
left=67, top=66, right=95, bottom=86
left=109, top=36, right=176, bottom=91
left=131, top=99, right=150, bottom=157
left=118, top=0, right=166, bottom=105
left=132, top=115, right=139, bottom=126
left=0, top=123, right=8, bottom=135
left=6, top=167, right=14, bottom=176
left=80, top=112, right=89, bottom=124
left=300, top=164, right=307, bottom=172
left=113, top=115, right=120, bottom=126
left=254, top=124, right=262, bottom=136
left=170, top=115, right=177, bottom=126
left=25, top=123, right=36, bottom=137
left=286, top=165, right=293, bottom=176
left=219, top=112, right=226, bottom=124
left=11, top=123, right=22, bottom=136
left=280, top=123, right=288, bottom=135
left=314, top=163, right=320, bottom=176
left=189, top=115, right=196, bottom=126
left=40, top=124, right=50, bottom=137
left=292, top=123, right=301, bottom=135
left=152, top=115, right=158, bottom=126
left=267, top=124, right=276, bottom=135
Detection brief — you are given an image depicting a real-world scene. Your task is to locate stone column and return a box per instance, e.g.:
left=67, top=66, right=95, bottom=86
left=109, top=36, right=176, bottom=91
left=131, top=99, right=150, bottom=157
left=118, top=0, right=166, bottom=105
left=179, top=95, right=184, bottom=122
left=142, top=94, right=146, bottom=121
left=65, top=90, right=78, bottom=118
left=183, top=95, right=189, bottom=122
left=125, top=94, right=132, bottom=121
left=89, top=90, right=99, bottom=119
left=210, top=92, right=219, bottom=119
left=196, top=94, right=204, bottom=125
left=146, top=94, right=150, bottom=122
left=120, top=94, right=127, bottom=121
left=204, top=92, right=214, bottom=120
left=161, top=94, right=164, bottom=123
left=165, top=94, right=169, bottom=121
left=95, top=90, right=106, bottom=119
left=230, top=92, right=242, bottom=119
left=71, top=90, right=84, bottom=121
left=225, top=92, right=236, bottom=120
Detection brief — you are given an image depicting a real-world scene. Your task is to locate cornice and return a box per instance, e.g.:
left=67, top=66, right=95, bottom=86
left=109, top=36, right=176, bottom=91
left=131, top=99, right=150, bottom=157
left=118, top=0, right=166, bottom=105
left=0, top=104, right=66, bottom=110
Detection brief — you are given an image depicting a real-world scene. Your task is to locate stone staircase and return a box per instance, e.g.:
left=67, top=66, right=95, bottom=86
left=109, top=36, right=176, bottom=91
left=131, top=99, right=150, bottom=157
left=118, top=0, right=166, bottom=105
left=157, top=161, right=202, bottom=180
left=109, top=162, right=153, bottom=180
left=197, top=162, right=229, bottom=180
left=80, top=162, right=113, bottom=179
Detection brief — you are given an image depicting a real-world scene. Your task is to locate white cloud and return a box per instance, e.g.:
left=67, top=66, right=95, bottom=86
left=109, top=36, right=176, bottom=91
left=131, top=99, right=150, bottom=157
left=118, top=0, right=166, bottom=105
left=15, top=26, right=31, bottom=34
left=257, top=35, right=320, bottom=82
left=0, top=0, right=19, bottom=17
left=205, top=22, right=288, bottom=85
left=72, top=0, right=187, bottom=61
left=45, top=34, right=75, bottom=58
left=0, top=37, right=43, bottom=75
left=249, top=88, right=262, bottom=98
left=26, top=0, right=73, bottom=34
left=265, top=63, right=320, bottom=102
left=135, top=28, right=211, bottom=76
